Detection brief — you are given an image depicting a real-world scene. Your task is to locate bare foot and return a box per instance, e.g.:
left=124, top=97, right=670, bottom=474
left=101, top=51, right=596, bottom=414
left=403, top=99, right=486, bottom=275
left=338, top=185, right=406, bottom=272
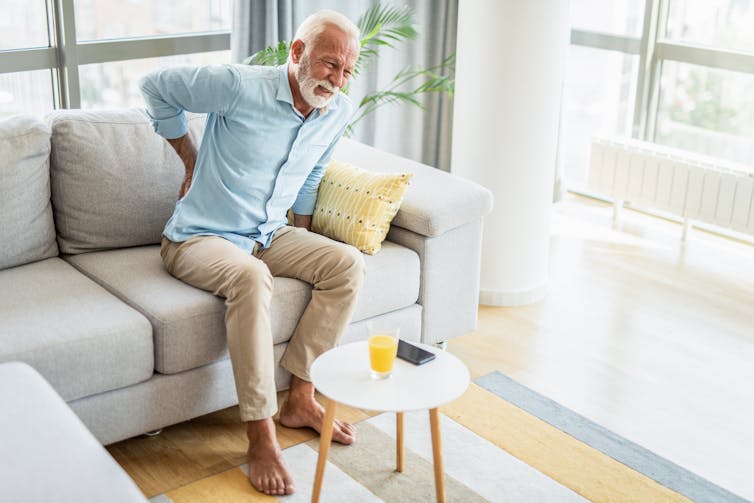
left=279, top=375, right=356, bottom=445
left=246, top=418, right=295, bottom=496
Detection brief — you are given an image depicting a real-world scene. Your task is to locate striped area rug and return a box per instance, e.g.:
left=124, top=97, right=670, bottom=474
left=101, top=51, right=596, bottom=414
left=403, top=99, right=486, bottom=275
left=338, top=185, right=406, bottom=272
left=147, top=372, right=748, bottom=502
left=474, top=371, right=749, bottom=503
left=149, top=408, right=584, bottom=503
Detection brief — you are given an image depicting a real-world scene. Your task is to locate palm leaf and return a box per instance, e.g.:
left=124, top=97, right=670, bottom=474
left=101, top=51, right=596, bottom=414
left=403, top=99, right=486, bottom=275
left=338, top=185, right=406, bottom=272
left=243, top=41, right=291, bottom=66
left=354, top=4, right=418, bottom=75
left=346, top=54, right=455, bottom=136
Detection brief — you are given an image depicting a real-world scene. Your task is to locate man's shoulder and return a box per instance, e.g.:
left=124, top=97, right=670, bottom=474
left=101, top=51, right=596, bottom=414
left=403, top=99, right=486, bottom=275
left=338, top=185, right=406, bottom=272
left=234, top=64, right=281, bottom=83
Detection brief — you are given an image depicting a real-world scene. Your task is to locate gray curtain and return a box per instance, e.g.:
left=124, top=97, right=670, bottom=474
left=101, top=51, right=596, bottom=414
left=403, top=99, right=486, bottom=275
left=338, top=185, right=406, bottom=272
left=231, top=0, right=294, bottom=62
left=231, top=0, right=458, bottom=171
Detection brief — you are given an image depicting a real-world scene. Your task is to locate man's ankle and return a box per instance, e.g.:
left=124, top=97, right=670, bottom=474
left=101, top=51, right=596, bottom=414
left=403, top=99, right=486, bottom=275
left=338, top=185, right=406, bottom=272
left=288, top=375, right=315, bottom=400
left=246, top=417, right=277, bottom=445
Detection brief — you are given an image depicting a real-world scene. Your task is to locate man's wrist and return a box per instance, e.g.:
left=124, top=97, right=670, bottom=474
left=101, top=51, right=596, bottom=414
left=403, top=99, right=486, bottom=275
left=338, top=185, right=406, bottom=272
left=293, top=213, right=312, bottom=230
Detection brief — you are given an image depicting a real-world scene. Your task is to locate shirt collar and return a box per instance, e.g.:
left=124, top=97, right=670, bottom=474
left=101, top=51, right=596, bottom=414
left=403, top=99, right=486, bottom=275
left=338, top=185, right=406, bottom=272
left=276, top=64, right=340, bottom=116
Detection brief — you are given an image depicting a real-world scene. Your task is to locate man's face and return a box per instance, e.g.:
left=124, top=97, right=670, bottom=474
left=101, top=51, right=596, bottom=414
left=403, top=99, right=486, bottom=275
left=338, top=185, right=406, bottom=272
left=294, top=25, right=359, bottom=109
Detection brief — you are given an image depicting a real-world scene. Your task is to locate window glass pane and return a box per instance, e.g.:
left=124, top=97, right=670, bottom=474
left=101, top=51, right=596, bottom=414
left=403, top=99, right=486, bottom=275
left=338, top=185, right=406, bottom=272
left=569, top=0, right=644, bottom=37
left=74, top=0, right=232, bottom=41
left=0, top=0, right=49, bottom=49
left=655, top=61, right=754, bottom=170
left=0, top=70, right=55, bottom=119
left=560, top=46, right=638, bottom=189
left=665, top=0, right=754, bottom=54
left=79, top=51, right=230, bottom=109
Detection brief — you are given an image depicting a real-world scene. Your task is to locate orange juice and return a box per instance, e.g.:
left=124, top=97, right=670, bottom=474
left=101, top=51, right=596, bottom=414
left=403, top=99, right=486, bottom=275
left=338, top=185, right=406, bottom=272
left=368, top=334, right=398, bottom=377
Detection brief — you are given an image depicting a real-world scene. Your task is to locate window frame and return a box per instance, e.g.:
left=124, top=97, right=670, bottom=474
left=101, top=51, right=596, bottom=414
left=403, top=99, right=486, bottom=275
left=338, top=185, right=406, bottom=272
left=0, top=0, right=230, bottom=109
left=570, top=0, right=754, bottom=147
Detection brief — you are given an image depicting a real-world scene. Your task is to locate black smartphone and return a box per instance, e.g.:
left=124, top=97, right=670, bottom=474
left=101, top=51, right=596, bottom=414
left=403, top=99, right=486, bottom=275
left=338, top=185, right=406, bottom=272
left=397, top=339, right=436, bottom=365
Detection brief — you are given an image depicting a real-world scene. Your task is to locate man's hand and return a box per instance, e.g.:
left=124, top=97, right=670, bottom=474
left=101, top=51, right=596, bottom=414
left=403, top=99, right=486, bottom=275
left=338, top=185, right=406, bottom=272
left=167, top=134, right=198, bottom=199
left=293, top=213, right=312, bottom=231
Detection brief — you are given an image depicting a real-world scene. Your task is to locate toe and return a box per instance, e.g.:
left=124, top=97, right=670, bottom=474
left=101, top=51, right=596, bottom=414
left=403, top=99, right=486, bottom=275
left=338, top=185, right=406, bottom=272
left=285, top=480, right=296, bottom=495
left=340, top=420, right=356, bottom=435
left=274, top=476, right=285, bottom=495
left=261, top=475, right=272, bottom=495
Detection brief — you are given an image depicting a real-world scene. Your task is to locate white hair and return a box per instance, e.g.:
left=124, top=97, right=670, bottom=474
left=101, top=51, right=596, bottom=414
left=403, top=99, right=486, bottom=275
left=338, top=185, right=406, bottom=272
left=290, top=9, right=360, bottom=59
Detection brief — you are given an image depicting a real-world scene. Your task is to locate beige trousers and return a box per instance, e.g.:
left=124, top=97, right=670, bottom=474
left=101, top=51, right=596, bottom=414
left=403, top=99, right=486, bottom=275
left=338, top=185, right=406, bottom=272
left=160, top=226, right=365, bottom=421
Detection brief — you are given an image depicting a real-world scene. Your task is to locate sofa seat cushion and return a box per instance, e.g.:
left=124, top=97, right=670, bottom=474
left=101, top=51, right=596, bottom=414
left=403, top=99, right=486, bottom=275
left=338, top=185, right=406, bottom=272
left=0, top=258, right=153, bottom=401
left=65, top=239, right=419, bottom=375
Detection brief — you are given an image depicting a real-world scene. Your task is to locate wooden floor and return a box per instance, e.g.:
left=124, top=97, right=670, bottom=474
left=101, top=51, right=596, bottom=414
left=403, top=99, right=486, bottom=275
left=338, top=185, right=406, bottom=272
left=109, top=194, right=754, bottom=500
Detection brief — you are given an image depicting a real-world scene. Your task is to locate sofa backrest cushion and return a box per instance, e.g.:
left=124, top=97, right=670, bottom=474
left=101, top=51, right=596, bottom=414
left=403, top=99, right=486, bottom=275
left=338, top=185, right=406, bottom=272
left=0, top=115, right=58, bottom=269
left=49, top=109, right=205, bottom=254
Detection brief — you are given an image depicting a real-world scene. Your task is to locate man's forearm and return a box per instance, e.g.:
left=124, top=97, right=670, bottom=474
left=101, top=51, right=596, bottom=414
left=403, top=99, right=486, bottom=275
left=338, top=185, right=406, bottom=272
left=168, top=134, right=197, bottom=198
left=293, top=213, right=312, bottom=230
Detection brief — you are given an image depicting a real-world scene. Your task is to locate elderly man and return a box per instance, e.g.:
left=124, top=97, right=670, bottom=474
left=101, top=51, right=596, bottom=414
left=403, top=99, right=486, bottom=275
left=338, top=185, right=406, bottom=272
left=139, top=10, right=363, bottom=496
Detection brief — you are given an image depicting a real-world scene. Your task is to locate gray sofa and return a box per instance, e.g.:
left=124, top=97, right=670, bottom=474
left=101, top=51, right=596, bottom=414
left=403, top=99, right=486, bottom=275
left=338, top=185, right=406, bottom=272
left=0, top=109, right=493, bottom=446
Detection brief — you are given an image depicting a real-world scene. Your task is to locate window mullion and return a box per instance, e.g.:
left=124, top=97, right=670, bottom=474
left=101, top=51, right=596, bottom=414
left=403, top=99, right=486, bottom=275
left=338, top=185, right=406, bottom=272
left=53, top=0, right=80, bottom=109
left=570, top=30, right=640, bottom=54
left=77, top=33, right=231, bottom=65
left=0, top=48, right=57, bottom=73
left=633, top=0, right=663, bottom=141
left=655, top=42, right=754, bottom=74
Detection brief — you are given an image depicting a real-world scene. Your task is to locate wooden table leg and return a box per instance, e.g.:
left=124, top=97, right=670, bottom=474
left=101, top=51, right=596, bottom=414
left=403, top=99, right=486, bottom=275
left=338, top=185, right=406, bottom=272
left=311, top=398, right=337, bottom=503
left=396, top=411, right=405, bottom=472
left=429, top=407, right=445, bottom=503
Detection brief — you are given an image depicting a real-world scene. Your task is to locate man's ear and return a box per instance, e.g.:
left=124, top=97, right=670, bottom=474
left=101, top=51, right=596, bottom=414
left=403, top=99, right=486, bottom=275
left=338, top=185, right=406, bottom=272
left=290, top=39, right=305, bottom=64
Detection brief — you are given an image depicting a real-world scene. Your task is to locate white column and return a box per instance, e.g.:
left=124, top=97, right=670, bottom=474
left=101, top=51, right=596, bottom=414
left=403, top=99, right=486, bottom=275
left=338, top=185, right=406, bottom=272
left=451, top=0, right=570, bottom=306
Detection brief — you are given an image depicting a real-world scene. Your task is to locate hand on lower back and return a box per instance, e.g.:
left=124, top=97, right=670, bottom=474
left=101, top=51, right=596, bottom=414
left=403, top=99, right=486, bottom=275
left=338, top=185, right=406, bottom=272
left=167, top=134, right=198, bottom=200
left=179, top=171, right=193, bottom=199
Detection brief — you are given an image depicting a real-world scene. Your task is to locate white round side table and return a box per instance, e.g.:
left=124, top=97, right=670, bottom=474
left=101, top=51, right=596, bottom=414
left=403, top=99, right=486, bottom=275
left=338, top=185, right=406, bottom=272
left=309, top=341, right=470, bottom=503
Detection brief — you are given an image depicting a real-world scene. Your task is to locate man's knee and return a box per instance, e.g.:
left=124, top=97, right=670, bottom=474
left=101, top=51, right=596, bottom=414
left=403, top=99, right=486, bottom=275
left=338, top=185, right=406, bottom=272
left=332, top=243, right=366, bottom=287
left=231, top=259, right=274, bottom=297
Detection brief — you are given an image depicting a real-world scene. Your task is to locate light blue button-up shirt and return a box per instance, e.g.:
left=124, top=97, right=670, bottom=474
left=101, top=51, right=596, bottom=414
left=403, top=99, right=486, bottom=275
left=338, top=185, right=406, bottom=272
left=139, top=63, right=352, bottom=253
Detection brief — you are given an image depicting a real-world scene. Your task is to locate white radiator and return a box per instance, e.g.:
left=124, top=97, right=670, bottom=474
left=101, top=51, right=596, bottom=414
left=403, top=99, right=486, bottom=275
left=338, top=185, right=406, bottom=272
left=588, top=137, right=754, bottom=238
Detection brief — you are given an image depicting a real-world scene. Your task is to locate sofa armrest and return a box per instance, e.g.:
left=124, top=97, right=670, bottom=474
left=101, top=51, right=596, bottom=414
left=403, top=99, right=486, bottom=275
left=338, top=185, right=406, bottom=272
left=0, top=362, right=148, bottom=502
left=333, top=138, right=494, bottom=344
left=333, top=138, right=493, bottom=237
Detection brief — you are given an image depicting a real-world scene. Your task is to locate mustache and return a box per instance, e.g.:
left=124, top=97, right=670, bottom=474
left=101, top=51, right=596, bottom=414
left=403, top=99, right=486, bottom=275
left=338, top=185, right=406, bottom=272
left=313, top=80, right=338, bottom=93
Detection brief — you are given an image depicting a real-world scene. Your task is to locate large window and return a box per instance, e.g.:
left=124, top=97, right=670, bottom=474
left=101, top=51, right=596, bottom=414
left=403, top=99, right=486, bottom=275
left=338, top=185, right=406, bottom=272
left=74, top=0, right=232, bottom=41
left=563, top=0, right=754, bottom=189
left=0, top=0, right=231, bottom=118
left=665, top=0, right=754, bottom=54
left=560, top=46, right=638, bottom=187
left=80, top=51, right=231, bottom=109
left=656, top=62, right=754, bottom=167
left=0, top=70, right=56, bottom=118
left=0, top=0, right=49, bottom=50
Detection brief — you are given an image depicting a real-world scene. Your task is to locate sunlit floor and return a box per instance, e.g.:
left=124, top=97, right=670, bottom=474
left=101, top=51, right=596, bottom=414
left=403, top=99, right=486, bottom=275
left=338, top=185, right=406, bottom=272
left=449, top=193, right=754, bottom=500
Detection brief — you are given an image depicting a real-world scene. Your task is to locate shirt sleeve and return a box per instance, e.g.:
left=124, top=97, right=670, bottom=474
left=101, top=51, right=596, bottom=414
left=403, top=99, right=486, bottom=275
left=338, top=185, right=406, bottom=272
left=139, top=64, right=241, bottom=139
left=292, top=124, right=348, bottom=215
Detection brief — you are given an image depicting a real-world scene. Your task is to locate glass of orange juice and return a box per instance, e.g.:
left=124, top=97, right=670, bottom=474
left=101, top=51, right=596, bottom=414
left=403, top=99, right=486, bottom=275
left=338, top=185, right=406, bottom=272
left=367, top=322, right=399, bottom=380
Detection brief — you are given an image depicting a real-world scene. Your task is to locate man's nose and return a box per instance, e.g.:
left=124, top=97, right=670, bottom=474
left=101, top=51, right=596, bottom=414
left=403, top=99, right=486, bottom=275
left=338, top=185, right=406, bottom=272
left=330, top=69, right=347, bottom=89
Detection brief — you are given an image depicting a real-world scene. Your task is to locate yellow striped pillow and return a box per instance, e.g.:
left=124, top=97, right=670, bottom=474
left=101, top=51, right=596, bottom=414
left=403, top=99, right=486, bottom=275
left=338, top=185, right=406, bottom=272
left=312, top=160, right=412, bottom=255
